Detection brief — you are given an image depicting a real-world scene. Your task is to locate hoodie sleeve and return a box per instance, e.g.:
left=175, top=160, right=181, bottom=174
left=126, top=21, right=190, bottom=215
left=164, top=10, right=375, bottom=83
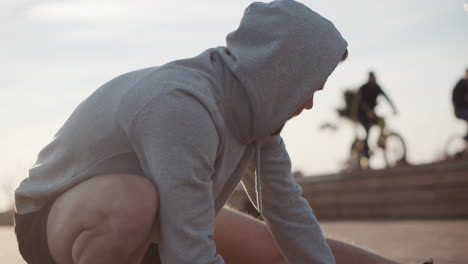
left=255, top=135, right=335, bottom=264
left=128, top=91, right=224, bottom=263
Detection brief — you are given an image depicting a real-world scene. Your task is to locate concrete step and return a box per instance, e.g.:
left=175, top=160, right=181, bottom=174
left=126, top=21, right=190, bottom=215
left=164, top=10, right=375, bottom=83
left=228, top=160, right=468, bottom=220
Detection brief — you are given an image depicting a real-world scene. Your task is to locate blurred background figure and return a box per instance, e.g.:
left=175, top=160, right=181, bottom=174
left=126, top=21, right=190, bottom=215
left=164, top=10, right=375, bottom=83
left=352, top=72, right=398, bottom=161
left=452, top=68, right=468, bottom=141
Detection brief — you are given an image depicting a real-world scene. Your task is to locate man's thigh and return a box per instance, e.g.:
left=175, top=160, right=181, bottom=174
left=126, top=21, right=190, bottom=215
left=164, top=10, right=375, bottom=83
left=46, top=174, right=158, bottom=263
left=214, top=207, right=286, bottom=264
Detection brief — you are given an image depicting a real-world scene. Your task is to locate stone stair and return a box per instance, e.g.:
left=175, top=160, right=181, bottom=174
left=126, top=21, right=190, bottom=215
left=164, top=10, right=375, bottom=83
left=228, top=160, right=468, bottom=220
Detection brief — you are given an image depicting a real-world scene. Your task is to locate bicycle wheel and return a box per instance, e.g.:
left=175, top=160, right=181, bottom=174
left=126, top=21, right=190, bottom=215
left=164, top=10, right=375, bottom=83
left=445, top=134, right=466, bottom=159
left=382, top=132, right=407, bottom=167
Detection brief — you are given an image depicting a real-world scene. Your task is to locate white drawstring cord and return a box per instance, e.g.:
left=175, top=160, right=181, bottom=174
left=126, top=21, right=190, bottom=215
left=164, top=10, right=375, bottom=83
left=255, top=141, right=263, bottom=215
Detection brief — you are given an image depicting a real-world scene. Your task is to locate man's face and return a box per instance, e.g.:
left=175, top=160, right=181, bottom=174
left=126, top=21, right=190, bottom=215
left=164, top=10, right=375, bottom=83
left=272, top=83, right=325, bottom=135
left=272, top=49, right=347, bottom=135
left=288, top=96, right=313, bottom=119
left=288, top=83, right=325, bottom=120
left=368, top=73, right=376, bottom=83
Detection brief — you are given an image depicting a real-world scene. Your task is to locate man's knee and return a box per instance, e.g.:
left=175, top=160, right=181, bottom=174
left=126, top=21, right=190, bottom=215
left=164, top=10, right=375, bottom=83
left=215, top=208, right=287, bottom=264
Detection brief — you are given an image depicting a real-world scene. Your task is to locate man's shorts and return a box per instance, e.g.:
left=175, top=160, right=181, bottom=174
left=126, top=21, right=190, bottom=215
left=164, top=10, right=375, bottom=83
left=14, top=201, right=55, bottom=264
left=14, top=201, right=161, bottom=264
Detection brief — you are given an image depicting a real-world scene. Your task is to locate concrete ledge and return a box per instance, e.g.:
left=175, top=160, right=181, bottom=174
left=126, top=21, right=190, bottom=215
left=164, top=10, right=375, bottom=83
left=228, top=160, right=468, bottom=220
left=0, top=210, right=14, bottom=226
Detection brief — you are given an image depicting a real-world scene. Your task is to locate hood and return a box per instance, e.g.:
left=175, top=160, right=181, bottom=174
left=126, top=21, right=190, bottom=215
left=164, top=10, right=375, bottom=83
left=218, top=0, right=348, bottom=144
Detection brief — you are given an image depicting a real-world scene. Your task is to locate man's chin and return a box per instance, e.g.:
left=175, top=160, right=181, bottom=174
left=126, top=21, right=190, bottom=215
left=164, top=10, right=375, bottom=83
left=272, top=124, right=285, bottom=136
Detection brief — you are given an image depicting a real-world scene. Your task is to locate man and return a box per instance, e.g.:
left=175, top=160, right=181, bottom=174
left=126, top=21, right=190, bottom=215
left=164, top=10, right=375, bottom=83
left=14, top=1, right=400, bottom=263
left=353, top=71, right=398, bottom=159
left=452, top=68, right=468, bottom=141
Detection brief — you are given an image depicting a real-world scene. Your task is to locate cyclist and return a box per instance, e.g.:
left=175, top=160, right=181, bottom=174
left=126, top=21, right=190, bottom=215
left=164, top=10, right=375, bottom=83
left=352, top=71, right=398, bottom=159
left=452, top=68, right=468, bottom=141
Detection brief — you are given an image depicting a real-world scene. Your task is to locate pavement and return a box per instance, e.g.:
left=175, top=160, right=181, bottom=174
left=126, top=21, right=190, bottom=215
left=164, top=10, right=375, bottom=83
left=321, top=220, right=468, bottom=264
left=1, top=220, right=467, bottom=263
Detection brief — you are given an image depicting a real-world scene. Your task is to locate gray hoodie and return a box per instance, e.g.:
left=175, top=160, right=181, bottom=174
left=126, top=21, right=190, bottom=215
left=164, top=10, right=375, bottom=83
left=15, top=0, right=347, bottom=263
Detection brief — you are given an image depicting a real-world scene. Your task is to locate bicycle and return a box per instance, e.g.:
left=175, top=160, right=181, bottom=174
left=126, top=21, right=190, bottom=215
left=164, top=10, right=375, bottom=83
left=348, top=117, right=407, bottom=169
left=320, top=88, right=408, bottom=170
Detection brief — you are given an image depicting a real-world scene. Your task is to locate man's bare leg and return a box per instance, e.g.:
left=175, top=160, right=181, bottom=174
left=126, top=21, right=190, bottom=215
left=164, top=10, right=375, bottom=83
left=47, top=174, right=158, bottom=264
left=214, top=207, right=286, bottom=264
left=214, top=207, right=400, bottom=264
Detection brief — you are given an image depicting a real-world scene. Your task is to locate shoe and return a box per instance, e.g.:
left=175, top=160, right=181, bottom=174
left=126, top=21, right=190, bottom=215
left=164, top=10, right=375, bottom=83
left=422, top=258, right=433, bottom=264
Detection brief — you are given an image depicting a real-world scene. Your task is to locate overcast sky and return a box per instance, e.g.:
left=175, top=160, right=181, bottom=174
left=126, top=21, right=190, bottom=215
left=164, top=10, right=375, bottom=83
left=1, top=0, right=467, bottom=209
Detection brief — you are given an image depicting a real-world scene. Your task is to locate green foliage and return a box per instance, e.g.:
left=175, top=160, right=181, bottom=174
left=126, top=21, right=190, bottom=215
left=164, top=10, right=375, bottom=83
left=336, top=89, right=357, bottom=121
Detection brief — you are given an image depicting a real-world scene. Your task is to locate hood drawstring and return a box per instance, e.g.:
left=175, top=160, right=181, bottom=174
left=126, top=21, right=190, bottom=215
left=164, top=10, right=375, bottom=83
left=255, top=141, right=263, bottom=215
